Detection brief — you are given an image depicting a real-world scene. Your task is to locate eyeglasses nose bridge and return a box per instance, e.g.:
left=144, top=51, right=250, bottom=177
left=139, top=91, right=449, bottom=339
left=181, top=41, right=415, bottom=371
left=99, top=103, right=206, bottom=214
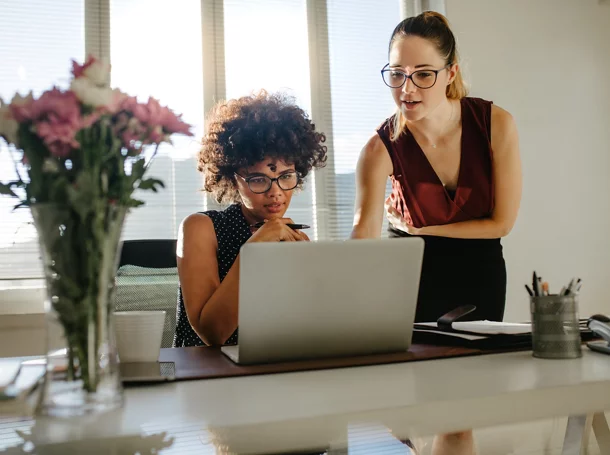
left=402, top=73, right=417, bottom=91
left=269, top=177, right=283, bottom=191
left=258, top=176, right=284, bottom=194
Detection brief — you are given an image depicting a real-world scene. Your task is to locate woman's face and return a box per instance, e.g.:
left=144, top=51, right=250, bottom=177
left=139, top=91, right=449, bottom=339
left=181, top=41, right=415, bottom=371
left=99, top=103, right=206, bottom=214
left=388, top=35, right=457, bottom=122
left=235, top=157, right=297, bottom=221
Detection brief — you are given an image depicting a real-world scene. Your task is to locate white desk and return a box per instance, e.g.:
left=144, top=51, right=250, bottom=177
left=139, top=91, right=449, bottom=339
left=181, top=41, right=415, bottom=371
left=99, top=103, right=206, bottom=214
left=2, top=349, right=610, bottom=454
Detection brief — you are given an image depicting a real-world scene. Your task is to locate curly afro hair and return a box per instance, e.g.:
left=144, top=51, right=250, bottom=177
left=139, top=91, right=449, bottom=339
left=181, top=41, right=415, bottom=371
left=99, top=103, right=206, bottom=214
left=198, top=90, right=327, bottom=203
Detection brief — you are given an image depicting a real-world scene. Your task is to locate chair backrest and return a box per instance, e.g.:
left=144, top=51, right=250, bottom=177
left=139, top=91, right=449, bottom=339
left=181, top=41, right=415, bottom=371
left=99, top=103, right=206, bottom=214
left=115, top=240, right=178, bottom=348
left=118, top=239, right=177, bottom=269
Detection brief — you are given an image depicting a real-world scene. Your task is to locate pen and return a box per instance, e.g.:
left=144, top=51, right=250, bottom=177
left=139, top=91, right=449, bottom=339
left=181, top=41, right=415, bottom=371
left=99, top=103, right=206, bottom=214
left=533, top=271, right=539, bottom=296
left=574, top=279, right=582, bottom=295
left=525, top=284, right=533, bottom=296
left=564, top=278, right=576, bottom=296
left=251, top=222, right=310, bottom=230
left=542, top=282, right=549, bottom=296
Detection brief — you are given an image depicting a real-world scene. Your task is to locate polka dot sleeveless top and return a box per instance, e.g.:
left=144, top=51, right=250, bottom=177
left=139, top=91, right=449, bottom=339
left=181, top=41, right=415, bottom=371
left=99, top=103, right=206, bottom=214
left=173, top=204, right=252, bottom=347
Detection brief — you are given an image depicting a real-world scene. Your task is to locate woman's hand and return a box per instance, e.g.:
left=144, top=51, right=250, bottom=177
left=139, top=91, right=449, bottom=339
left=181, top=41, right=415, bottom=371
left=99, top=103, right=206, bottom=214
left=248, top=218, right=310, bottom=243
left=384, top=196, right=421, bottom=235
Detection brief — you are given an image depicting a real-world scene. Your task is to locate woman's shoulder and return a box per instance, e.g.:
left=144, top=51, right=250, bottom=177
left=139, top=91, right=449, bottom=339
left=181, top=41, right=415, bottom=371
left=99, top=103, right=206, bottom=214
left=490, top=104, right=517, bottom=147
left=180, top=212, right=215, bottom=240
left=181, top=204, right=240, bottom=232
left=177, top=212, right=217, bottom=258
left=463, top=96, right=512, bottom=117
left=361, top=131, right=391, bottom=162
left=463, top=95, right=492, bottom=104
left=375, top=115, right=395, bottom=137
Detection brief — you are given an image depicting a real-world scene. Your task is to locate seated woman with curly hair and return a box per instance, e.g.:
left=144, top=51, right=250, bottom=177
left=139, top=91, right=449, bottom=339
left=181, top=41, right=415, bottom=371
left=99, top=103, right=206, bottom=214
left=173, top=91, right=327, bottom=347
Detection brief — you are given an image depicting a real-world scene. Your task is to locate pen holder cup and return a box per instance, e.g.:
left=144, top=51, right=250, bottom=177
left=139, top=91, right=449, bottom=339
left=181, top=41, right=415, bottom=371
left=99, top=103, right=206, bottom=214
left=530, top=295, right=582, bottom=359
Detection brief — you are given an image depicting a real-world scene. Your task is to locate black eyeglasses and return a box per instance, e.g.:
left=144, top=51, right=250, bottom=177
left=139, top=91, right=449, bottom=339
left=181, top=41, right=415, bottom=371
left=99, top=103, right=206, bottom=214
left=381, top=63, right=451, bottom=89
left=235, top=171, right=300, bottom=194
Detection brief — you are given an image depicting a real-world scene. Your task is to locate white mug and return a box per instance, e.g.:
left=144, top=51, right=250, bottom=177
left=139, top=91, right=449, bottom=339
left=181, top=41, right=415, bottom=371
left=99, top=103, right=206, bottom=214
left=114, top=311, right=166, bottom=363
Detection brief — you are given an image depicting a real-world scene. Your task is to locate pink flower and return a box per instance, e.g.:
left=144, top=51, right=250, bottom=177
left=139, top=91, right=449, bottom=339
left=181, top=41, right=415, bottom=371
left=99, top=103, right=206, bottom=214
left=72, top=56, right=97, bottom=79
left=161, top=110, right=192, bottom=135
left=26, top=88, right=82, bottom=157
left=71, top=55, right=110, bottom=85
left=117, top=117, right=148, bottom=152
left=118, top=96, right=192, bottom=137
left=149, top=125, right=165, bottom=143
left=72, top=55, right=96, bottom=79
left=35, top=119, right=80, bottom=157
left=145, top=97, right=193, bottom=136
left=105, top=89, right=129, bottom=114
left=143, top=97, right=164, bottom=125
left=132, top=103, right=150, bottom=125
left=118, top=95, right=139, bottom=113
left=30, top=89, right=80, bottom=123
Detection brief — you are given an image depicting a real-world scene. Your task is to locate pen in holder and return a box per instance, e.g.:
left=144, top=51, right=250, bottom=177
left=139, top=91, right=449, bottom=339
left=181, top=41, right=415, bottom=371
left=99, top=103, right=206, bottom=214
left=530, top=294, right=582, bottom=359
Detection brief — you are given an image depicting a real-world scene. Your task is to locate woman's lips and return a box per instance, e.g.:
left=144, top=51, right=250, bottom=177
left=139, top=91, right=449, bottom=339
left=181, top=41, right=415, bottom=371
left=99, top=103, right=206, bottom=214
left=402, top=100, right=421, bottom=110
left=264, top=202, right=284, bottom=213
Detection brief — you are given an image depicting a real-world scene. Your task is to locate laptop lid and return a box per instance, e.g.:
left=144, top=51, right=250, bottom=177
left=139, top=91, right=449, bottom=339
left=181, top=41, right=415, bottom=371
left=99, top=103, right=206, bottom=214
left=235, top=238, right=424, bottom=365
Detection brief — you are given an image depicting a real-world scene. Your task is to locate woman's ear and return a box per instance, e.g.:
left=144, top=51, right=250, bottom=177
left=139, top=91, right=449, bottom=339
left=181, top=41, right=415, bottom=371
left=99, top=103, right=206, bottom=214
left=447, top=63, right=459, bottom=85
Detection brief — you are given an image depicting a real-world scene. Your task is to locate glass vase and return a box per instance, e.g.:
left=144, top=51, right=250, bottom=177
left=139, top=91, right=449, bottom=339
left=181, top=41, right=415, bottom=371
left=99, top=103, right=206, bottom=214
left=31, top=203, right=126, bottom=417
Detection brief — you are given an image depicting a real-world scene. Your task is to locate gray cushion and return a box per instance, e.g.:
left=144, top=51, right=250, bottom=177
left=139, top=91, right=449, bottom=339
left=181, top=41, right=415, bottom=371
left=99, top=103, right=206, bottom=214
left=115, top=265, right=179, bottom=348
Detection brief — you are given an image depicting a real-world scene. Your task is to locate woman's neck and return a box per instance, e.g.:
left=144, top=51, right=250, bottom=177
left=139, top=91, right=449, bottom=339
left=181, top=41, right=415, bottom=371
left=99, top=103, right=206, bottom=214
left=239, top=203, right=261, bottom=227
left=406, top=99, right=459, bottom=143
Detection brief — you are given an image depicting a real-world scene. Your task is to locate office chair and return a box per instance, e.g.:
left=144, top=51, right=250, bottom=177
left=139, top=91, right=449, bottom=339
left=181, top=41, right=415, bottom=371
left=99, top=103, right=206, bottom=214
left=115, top=240, right=179, bottom=348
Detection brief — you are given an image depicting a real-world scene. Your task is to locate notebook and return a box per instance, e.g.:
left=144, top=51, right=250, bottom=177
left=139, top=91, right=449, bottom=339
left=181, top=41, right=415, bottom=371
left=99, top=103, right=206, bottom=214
left=412, top=305, right=595, bottom=349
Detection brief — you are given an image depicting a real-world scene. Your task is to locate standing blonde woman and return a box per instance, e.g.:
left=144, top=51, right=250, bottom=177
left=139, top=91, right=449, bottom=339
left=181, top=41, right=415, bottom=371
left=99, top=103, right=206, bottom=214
left=352, top=11, right=521, bottom=325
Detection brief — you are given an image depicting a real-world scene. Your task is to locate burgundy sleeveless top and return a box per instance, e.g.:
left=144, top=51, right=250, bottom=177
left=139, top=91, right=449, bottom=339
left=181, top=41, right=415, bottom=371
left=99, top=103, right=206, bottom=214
left=378, top=97, right=494, bottom=229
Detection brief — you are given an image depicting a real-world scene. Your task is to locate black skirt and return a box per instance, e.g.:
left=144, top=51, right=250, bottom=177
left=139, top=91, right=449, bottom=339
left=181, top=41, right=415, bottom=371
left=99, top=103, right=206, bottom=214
left=389, top=225, right=506, bottom=323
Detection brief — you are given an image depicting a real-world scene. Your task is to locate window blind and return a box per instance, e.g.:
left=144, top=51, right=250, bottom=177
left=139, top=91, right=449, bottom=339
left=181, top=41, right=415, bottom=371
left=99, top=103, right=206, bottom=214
left=324, top=0, right=400, bottom=239
left=0, top=0, right=406, bottom=284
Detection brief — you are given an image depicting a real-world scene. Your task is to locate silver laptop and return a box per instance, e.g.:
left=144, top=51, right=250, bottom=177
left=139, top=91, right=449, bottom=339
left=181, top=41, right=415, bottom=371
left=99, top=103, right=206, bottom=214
left=221, top=238, right=424, bottom=365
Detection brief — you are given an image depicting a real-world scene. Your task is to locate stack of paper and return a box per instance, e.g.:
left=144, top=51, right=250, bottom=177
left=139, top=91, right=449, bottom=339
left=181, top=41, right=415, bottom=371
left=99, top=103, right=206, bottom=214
left=0, top=364, right=45, bottom=417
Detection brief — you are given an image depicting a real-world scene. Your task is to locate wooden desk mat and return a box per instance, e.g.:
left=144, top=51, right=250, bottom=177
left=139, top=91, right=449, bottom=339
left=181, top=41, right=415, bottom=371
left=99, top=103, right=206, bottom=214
left=157, top=343, right=527, bottom=381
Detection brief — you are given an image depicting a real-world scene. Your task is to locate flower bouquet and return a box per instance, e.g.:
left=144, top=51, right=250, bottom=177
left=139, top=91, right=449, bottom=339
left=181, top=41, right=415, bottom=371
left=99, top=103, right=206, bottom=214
left=0, top=56, right=192, bottom=416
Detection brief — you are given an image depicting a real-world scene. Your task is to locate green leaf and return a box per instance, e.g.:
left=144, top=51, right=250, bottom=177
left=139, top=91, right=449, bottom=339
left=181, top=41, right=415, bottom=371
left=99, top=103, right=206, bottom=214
left=0, top=180, right=26, bottom=200
left=130, top=158, right=146, bottom=180
left=126, top=198, right=145, bottom=208
left=13, top=201, right=29, bottom=210
left=0, top=183, right=18, bottom=197
left=137, top=178, right=165, bottom=192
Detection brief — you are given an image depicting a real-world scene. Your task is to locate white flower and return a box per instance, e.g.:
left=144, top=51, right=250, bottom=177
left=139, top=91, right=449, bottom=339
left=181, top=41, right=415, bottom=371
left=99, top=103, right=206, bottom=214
left=10, top=92, right=34, bottom=107
left=0, top=98, right=19, bottom=145
left=82, top=58, right=111, bottom=86
left=70, top=78, right=114, bottom=108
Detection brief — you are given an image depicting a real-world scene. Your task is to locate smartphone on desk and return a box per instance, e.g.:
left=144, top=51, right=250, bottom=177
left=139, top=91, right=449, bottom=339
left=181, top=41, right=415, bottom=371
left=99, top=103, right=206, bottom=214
left=120, top=362, right=176, bottom=384
left=587, top=315, right=610, bottom=355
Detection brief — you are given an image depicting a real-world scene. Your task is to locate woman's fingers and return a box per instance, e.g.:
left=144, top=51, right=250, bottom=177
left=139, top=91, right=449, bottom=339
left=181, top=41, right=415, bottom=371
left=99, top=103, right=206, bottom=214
left=298, top=231, right=310, bottom=241
left=281, top=225, right=300, bottom=241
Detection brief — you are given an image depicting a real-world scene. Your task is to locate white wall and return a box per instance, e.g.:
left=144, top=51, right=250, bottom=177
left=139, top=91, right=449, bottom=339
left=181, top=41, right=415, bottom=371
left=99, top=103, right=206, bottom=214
left=446, top=0, right=610, bottom=321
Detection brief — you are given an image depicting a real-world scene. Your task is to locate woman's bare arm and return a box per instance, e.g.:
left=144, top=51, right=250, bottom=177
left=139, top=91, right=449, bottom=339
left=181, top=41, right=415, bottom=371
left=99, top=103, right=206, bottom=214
left=177, top=214, right=240, bottom=346
left=351, top=134, right=393, bottom=239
